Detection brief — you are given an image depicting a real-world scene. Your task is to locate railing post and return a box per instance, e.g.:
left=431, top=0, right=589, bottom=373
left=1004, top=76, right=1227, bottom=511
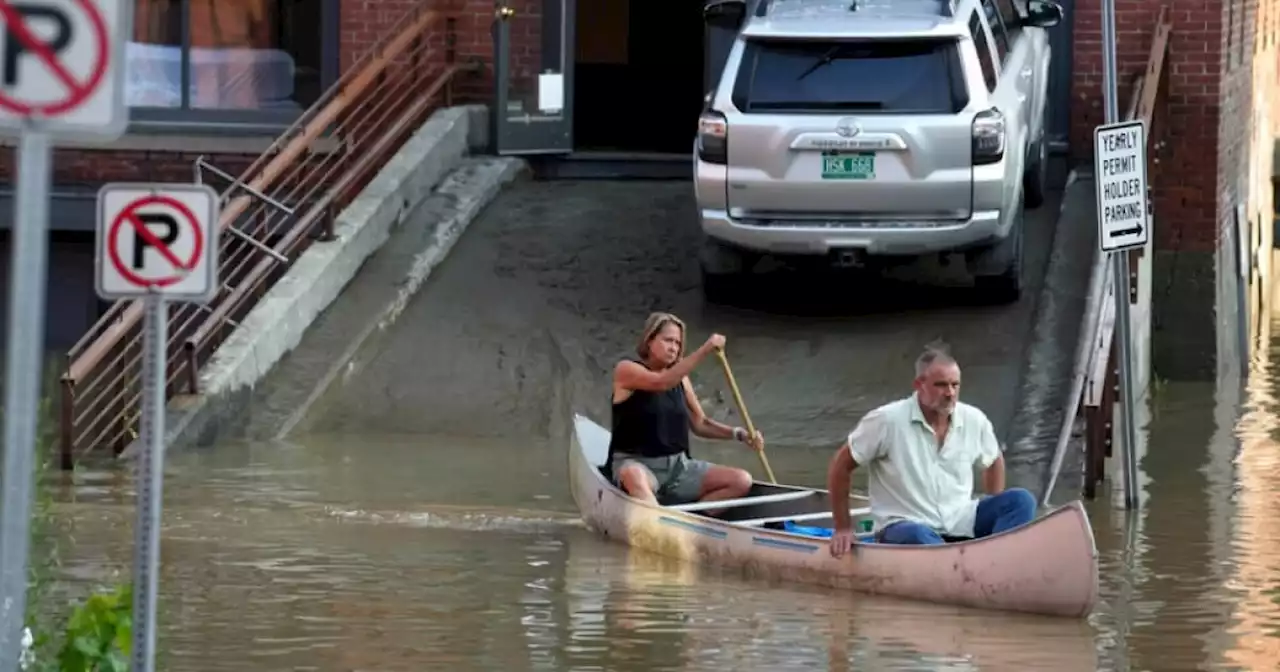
left=59, top=378, right=74, bottom=471
left=184, top=341, right=200, bottom=394
left=321, top=203, right=336, bottom=242
left=445, top=17, right=457, bottom=106
left=412, top=35, right=424, bottom=84
left=1104, top=336, right=1118, bottom=461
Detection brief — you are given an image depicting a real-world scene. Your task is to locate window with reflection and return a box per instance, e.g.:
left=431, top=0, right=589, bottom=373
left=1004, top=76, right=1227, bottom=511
left=129, top=0, right=332, bottom=121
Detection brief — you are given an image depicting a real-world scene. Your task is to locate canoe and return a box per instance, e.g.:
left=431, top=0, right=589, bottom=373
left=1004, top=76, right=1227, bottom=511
left=568, top=413, right=1100, bottom=618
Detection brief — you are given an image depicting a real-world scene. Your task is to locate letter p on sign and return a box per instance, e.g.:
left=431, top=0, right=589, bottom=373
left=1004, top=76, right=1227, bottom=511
left=0, top=0, right=129, bottom=139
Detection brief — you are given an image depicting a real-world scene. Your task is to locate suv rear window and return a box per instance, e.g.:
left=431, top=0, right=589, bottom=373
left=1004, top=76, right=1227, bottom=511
left=731, top=38, right=969, bottom=114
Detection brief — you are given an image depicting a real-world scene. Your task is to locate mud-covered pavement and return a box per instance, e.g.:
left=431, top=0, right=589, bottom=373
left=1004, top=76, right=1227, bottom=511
left=285, top=175, right=1065, bottom=483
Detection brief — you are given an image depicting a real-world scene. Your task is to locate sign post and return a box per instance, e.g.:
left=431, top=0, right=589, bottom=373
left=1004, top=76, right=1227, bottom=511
left=1094, top=0, right=1145, bottom=511
left=0, top=1, right=128, bottom=668
left=95, top=183, right=219, bottom=672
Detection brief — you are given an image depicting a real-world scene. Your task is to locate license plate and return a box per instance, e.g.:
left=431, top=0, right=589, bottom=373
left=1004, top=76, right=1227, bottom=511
left=821, top=152, right=875, bottom=180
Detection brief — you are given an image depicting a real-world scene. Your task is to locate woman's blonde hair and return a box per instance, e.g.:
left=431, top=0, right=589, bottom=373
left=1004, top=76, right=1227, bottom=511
left=636, top=312, right=687, bottom=360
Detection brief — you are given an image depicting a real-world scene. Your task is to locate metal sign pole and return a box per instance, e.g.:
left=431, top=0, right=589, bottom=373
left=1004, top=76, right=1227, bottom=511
left=130, top=290, right=166, bottom=672
left=1101, top=0, right=1141, bottom=510
left=0, top=121, right=52, bottom=671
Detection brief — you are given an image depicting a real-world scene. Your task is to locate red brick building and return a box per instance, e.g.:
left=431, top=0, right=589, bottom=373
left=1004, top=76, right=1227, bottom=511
left=0, top=0, right=434, bottom=349
left=1071, top=0, right=1280, bottom=380
left=6, top=0, right=1279, bottom=383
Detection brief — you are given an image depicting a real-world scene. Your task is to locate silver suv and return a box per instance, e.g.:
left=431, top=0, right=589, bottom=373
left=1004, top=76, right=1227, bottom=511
left=695, top=0, right=1063, bottom=303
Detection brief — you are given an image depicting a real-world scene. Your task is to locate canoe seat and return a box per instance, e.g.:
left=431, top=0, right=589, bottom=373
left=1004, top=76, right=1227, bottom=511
left=666, top=490, right=814, bottom=513
left=737, top=508, right=870, bottom=527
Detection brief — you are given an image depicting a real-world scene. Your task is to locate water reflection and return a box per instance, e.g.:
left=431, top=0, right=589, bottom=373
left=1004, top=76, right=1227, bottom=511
left=561, top=536, right=1098, bottom=671
left=1222, top=332, right=1280, bottom=669
left=35, top=317, right=1280, bottom=670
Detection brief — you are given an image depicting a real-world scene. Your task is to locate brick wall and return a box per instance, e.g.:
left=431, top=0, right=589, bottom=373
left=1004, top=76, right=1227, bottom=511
left=1073, top=0, right=1280, bottom=378
left=1070, top=0, right=1223, bottom=254
left=1070, top=0, right=1280, bottom=254
left=1219, top=0, right=1255, bottom=255
left=0, top=0, right=483, bottom=191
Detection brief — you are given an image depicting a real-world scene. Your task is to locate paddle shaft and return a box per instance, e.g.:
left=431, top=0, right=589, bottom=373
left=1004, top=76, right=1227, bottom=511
left=714, top=349, right=777, bottom=484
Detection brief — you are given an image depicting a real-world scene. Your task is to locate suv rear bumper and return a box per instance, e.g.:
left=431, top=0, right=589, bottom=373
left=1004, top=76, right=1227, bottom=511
left=699, top=209, right=1005, bottom=256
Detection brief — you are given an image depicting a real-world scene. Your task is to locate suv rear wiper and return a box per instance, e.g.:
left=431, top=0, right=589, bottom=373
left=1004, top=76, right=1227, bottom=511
left=750, top=101, right=886, bottom=110
left=795, top=46, right=842, bottom=81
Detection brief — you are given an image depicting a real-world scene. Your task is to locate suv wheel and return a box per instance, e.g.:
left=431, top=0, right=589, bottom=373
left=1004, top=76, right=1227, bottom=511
left=699, top=237, right=752, bottom=304
left=1023, top=134, right=1048, bottom=210
left=972, top=215, right=1024, bottom=305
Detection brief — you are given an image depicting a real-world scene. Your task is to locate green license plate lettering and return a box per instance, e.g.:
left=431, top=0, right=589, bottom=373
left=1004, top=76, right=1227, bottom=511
left=821, top=152, right=876, bottom=180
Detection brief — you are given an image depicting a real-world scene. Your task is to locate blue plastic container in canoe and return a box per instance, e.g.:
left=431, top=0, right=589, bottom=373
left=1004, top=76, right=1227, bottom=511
left=782, top=519, right=876, bottom=541
left=782, top=521, right=834, bottom=537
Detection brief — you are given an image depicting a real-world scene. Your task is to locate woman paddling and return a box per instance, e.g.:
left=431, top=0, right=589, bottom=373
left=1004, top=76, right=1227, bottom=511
left=605, top=312, right=762, bottom=510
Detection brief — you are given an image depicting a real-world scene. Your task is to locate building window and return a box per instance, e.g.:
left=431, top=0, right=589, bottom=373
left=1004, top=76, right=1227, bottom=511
left=128, top=0, right=338, bottom=130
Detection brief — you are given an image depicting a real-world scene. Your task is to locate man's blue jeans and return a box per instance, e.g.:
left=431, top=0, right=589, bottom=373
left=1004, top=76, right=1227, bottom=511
left=877, top=488, right=1037, bottom=545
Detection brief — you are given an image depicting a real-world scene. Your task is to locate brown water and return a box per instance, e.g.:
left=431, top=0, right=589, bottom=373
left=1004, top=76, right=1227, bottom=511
left=31, top=177, right=1278, bottom=671
left=37, top=322, right=1280, bottom=672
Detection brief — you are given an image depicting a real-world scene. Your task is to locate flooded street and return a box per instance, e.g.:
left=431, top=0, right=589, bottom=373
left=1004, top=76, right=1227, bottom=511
left=35, top=177, right=1280, bottom=670
left=45, top=354, right=1280, bottom=671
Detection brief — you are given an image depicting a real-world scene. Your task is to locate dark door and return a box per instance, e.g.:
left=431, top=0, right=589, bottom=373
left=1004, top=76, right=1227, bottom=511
left=493, top=0, right=576, bottom=154
left=1045, top=0, right=1072, bottom=150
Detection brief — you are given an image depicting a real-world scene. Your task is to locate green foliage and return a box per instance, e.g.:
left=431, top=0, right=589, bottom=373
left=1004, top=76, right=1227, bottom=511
left=19, top=367, right=134, bottom=672
left=50, top=584, right=132, bottom=672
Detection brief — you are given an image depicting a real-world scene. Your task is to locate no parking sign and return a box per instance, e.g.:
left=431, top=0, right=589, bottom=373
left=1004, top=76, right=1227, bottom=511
left=95, top=183, right=220, bottom=301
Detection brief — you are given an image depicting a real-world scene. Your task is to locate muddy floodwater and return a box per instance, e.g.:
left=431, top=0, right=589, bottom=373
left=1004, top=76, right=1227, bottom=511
left=35, top=180, right=1280, bottom=670
left=44, top=353, right=1280, bottom=671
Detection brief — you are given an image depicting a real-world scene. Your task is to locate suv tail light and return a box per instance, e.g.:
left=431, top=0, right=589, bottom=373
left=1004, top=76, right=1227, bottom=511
left=971, top=108, right=1005, bottom=165
left=697, top=111, right=728, bottom=164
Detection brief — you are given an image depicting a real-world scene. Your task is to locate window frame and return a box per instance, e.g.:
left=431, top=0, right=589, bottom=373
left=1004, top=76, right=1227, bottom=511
left=126, top=0, right=341, bottom=135
left=729, top=37, right=971, bottom=115
left=968, top=11, right=999, bottom=92
left=980, top=0, right=1011, bottom=63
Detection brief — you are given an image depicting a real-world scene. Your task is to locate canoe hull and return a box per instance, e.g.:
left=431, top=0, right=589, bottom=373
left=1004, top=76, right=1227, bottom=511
left=569, top=414, right=1099, bottom=618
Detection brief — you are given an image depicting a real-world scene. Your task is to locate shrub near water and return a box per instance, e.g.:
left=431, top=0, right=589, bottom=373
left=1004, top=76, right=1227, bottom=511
left=20, top=385, right=133, bottom=671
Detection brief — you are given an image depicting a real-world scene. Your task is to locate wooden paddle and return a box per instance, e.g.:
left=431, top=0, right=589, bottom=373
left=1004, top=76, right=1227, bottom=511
left=714, top=348, right=777, bottom=484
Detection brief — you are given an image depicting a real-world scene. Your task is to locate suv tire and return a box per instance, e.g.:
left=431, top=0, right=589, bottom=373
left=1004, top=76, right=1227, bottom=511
left=1023, top=134, right=1048, bottom=210
left=972, top=213, right=1024, bottom=305
left=699, top=237, right=751, bottom=304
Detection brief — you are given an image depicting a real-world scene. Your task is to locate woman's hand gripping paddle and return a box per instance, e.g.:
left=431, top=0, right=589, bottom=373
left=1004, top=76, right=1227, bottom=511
left=715, top=348, right=777, bottom=484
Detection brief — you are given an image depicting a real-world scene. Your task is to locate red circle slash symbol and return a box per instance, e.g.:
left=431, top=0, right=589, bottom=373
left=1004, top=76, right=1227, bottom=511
left=107, top=196, right=205, bottom=289
left=0, top=0, right=109, bottom=115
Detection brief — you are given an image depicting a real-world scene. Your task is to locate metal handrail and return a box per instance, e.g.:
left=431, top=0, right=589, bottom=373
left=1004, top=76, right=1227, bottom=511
left=1042, top=5, right=1171, bottom=503
left=58, top=0, right=476, bottom=468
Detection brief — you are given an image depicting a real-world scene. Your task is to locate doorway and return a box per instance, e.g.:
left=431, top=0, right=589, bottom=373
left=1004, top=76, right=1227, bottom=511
left=572, top=0, right=706, bottom=154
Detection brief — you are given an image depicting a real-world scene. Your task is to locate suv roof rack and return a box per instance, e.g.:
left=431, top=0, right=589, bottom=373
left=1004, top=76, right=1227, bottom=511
left=753, top=0, right=960, bottom=18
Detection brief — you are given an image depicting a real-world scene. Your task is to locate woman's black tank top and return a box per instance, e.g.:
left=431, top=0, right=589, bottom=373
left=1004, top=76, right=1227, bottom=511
left=606, top=358, right=691, bottom=462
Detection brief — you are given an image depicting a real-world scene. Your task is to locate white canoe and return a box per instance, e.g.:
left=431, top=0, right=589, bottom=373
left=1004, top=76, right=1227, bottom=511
left=569, top=413, right=1100, bottom=618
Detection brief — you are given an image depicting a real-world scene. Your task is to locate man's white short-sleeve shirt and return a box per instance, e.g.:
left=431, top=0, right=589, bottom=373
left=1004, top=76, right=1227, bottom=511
left=846, top=393, right=1002, bottom=538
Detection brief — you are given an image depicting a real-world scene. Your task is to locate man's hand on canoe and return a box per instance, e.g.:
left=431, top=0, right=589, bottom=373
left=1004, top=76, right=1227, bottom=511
left=829, top=528, right=856, bottom=558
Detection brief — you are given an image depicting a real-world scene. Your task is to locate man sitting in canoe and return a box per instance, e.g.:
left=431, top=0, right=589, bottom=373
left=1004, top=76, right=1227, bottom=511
left=605, top=312, right=763, bottom=510
left=826, top=344, right=1037, bottom=556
